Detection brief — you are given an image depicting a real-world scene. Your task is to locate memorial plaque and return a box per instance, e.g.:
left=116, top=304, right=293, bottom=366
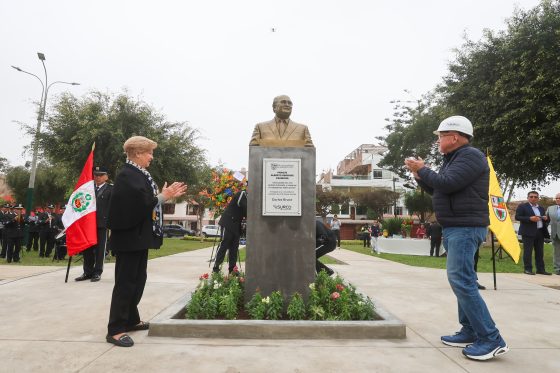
left=262, top=158, right=301, bottom=216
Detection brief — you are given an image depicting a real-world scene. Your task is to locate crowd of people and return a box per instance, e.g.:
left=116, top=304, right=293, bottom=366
left=0, top=203, right=66, bottom=263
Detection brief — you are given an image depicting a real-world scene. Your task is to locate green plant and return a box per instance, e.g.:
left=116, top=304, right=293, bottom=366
left=286, top=292, right=306, bottom=320
left=266, top=291, right=284, bottom=320
left=382, top=217, right=403, bottom=236
left=245, top=291, right=266, bottom=320
left=186, top=269, right=377, bottom=321
left=185, top=270, right=245, bottom=319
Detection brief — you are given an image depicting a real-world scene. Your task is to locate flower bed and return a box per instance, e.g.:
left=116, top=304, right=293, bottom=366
left=185, top=268, right=378, bottom=321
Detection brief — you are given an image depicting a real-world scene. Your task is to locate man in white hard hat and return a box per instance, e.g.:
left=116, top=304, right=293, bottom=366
left=404, top=116, right=508, bottom=361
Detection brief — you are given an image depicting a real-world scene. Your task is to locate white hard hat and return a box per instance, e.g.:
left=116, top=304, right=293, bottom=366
left=433, top=116, right=473, bottom=137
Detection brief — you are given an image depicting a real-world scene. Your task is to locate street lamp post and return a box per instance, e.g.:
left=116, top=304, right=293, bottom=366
left=392, top=177, right=399, bottom=217
left=12, top=52, right=79, bottom=234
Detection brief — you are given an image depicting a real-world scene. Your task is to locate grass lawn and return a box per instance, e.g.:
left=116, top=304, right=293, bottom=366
left=341, top=241, right=554, bottom=274
left=4, top=238, right=211, bottom=267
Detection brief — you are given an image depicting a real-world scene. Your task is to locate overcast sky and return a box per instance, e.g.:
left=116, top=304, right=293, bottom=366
left=1, top=0, right=555, bottom=199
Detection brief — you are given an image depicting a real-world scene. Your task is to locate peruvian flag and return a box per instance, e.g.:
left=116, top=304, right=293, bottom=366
left=62, top=148, right=97, bottom=256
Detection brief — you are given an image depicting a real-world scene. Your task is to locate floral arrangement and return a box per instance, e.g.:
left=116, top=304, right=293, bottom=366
left=199, top=168, right=245, bottom=218
left=185, top=269, right=377, bottom=321
left=401, top=218, right=414, bottom=237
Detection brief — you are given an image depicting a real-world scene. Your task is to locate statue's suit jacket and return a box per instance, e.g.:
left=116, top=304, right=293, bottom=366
left=546, top=204, right=560, bottom=240
left=249, top=118, right=314, bottom=147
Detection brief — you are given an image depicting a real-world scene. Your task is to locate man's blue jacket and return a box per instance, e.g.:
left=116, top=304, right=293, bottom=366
left=416, top=144, right=490, bottom=228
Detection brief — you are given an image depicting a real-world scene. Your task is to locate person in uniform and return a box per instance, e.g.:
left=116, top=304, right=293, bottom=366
left=26, top=209, right=40, bottom=252
left=75, top=166, right=113, bottom=282
left=5, top=204, right=25, bottom=263
left=52, top=205, right=67, bottom=260
left=38, top=204, right=57, bottom=257
left=0, top=204, right=9, bottom=258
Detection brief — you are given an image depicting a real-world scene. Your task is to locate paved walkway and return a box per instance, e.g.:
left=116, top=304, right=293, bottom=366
left=1, top=247, right=559, bottom=372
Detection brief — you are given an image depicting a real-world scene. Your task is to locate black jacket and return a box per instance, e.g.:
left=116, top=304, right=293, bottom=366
left=107, top=164, right=162, bottom=251
left=417, top=144, right=489, bottom=228
left=95, top=183, right=113, bottom=229
left=218, top=191, right=247, bottom=236
left=515, top=202, right=550, bottom=238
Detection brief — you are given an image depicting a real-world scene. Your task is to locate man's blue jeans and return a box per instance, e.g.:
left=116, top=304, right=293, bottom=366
left=443, top=227, right=500, bottom=342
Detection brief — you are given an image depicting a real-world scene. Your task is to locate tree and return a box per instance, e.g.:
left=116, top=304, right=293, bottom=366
left=315, top=187, right=350, bottom=221
left=33, top=91, right=208, bottom=188
left=5, top=166, right=28, bottom=204
left=0, top=156, right=9, bottom=174
left=441, top=0, right=560, bottom=189
left=404, top=190, right=433, bottom=222
left=4, top=163, right=68, bottom=207
left=377, top=92, right=451, bottom=179
left=350, top=188, right=400, bottom=219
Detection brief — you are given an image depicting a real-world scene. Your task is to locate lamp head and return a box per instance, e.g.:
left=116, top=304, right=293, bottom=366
left=11, top=65, right=22, bottom=71
left=37, top=52, right=46, bottom=61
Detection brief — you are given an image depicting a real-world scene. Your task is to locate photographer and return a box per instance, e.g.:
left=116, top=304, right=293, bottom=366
left=316, top=220, right=337, bottom=276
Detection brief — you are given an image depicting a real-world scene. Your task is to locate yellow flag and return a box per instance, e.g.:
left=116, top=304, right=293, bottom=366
left=487, top=157, right=520, bottom=263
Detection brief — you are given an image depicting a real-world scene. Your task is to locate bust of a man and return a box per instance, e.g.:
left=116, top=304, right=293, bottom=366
left=249, top=95, right=314, bottom=147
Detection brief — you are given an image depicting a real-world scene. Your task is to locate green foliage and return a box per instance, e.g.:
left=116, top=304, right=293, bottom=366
left=308, top=270, right=376, bottom=321
left=378, top=92, right=450, bottom=178
left=0, top=156, right=9, bottom=174
left=351, top=188, right=400, bottom=220
left=185, top=271, right=245, bottom=320
left=186, top=270, right=377, bottom=321
left=381, top=217, right=404, bottom=236
left=5, top=163, right=71, bottom=207
left=286, top=292, right=306, bottom=320
left=34, top=90, right=208, bottom=189
left=403, top=190, right=433, bottom=222
left=441, top=0, right=560, bottom=187
left=245, top=291, right=266, bottom=320
left=266, top=291, right=284, bottom=320
left=316, top=187, right=350, bottom=218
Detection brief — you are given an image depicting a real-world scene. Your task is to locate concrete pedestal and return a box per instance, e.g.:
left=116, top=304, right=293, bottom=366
left=245, top=146, right=316, bottom=301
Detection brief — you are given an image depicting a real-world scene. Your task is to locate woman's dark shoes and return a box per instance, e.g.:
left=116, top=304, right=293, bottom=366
left=90, top=274, right=101, bottom=282
left=106, top=334, right=134, bottom=347
left=127, top=321, right=150, bottom=331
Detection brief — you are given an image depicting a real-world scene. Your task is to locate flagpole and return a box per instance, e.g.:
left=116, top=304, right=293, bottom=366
left=65, top=256, right=72, bottom=283
left=491, top=232, right=497, bottom=290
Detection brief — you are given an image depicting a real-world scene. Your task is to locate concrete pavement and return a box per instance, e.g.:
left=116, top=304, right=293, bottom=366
left=1, top=247, right=559, bottom=372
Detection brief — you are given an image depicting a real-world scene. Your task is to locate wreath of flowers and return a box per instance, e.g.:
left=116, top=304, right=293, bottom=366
left=199, top=168, right=245, bottom=217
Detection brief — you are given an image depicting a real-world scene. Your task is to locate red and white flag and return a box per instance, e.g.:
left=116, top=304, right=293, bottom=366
left=62, top=148, right=97, bottom=256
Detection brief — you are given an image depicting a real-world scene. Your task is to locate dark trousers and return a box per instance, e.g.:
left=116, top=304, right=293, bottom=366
left=316, top=240, right=336, bottom=274
left=0, top=230, right=7, bottom=257
left=108, top=249, right=148, bottom=336
left=213, top=228, right=240, bottom=273
left=27, top=231, right=39, bottom=251
left=430, top=237, right=442, bottom=257
left=6, top=237, right=22, bottom=262
left=83, top=228, right=108, bottom=276
left=332, top=229, right=341, bottom=247
left=522, top=230, right=545, bottom=272
left=363, top=235, right=371, bottom=247
left=39, top=230, right=55, bottom=257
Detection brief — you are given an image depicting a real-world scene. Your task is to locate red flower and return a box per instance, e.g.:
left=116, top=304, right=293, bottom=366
left=239, top=277, right=245, bottom=283
left=335, top=284, right=345, bottom=292
left=232, top=265, right=239, bottom=273
left=330, top=291, right=340, bottom=300
left=199, top=273, right=209, bottom=280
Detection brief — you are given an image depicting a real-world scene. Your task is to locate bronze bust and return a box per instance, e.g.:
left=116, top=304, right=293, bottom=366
left=249, top=95, right=314, bottom=147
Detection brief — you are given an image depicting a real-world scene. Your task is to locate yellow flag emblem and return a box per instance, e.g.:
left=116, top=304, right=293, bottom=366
left=487, top=157, right=521, bottom=263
